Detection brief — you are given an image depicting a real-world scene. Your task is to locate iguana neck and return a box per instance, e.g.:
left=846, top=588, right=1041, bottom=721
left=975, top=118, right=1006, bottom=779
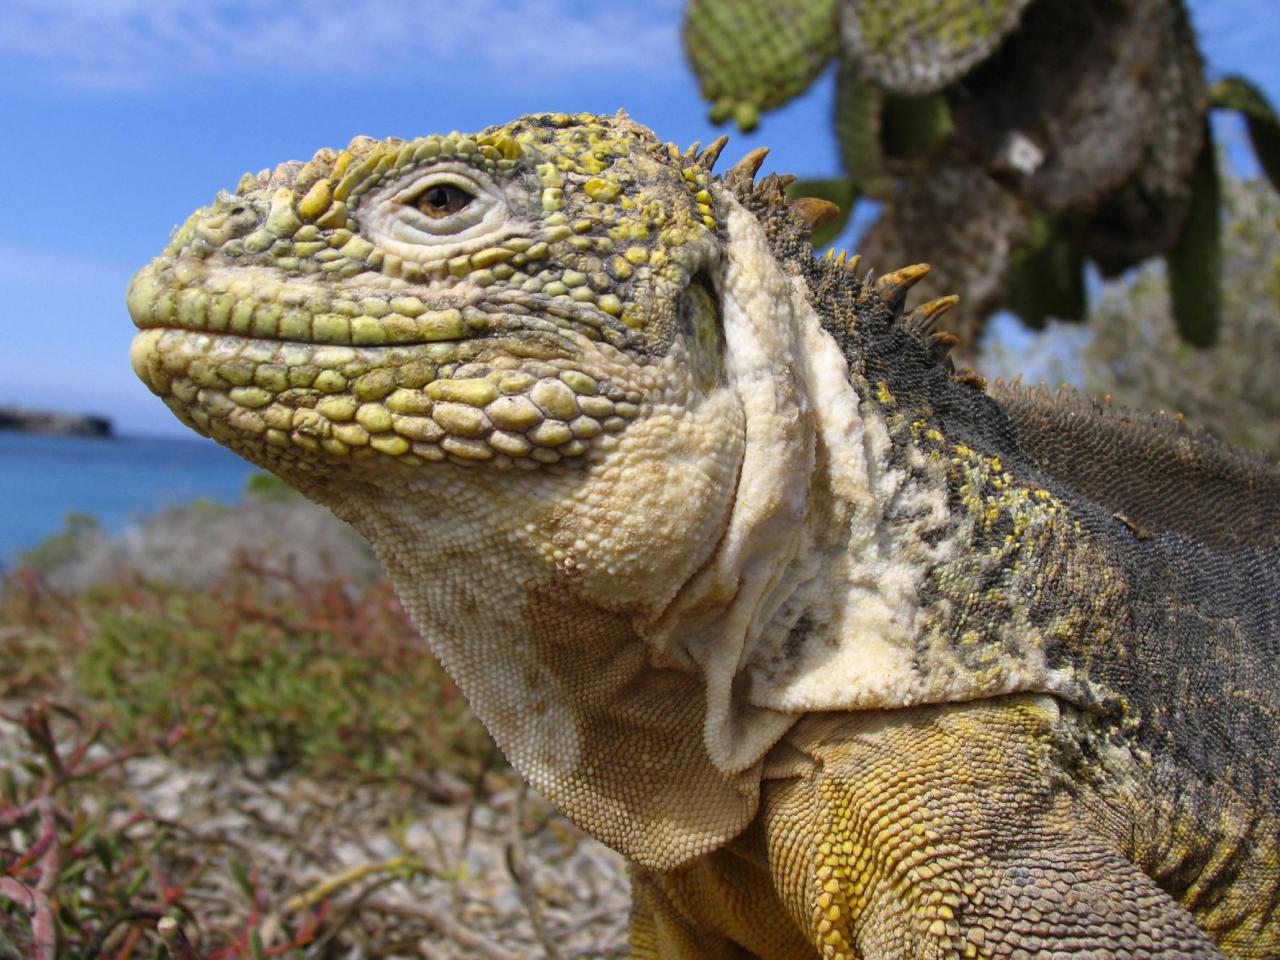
left=327, top=192, right=1124, bottom=870
left=657, top=195, right=1132, bottom=759
left=319, top=196, right=924, bottom=867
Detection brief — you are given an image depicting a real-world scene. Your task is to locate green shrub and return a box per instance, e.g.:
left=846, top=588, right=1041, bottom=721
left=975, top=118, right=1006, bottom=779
left=0, top=560, right=502, bottom=959
left=2, top=562, right=493, bottom=781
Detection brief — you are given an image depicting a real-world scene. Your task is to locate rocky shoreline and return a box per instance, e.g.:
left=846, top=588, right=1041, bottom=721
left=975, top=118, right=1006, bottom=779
left=0, top=404, right=112, bottom=437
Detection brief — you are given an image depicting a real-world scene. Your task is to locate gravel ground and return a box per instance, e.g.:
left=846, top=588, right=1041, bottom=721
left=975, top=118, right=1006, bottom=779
left=0, top=706, right=632, bottom=960
left=124, top=755, right=632, bottom=958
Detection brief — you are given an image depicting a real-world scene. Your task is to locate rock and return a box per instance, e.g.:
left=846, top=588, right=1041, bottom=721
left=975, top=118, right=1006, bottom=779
left=0, top=405, right=112, bottom=437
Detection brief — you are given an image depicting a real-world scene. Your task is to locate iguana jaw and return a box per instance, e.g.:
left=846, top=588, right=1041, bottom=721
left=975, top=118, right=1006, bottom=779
left=127, top=241, right=656, bottom=480
left=126, top=232, right=743, bottom=631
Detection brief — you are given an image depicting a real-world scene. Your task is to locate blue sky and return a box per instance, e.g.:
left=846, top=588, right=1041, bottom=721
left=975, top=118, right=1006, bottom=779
left=2, top=0, right=1276, bottom=436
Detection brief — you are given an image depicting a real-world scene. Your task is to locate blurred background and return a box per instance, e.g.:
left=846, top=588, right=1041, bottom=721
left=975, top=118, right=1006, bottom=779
left=1, top=4, right=1278, bottom=957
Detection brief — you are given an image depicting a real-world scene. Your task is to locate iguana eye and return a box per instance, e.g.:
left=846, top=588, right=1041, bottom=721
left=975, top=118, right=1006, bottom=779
left=361, top=165, right=513, bottom=257
left=415, top=184, right=474, bottom=219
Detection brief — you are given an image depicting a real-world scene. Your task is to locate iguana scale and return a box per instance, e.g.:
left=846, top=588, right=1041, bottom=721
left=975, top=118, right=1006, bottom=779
left=127, top=112, right=1280, bottom=958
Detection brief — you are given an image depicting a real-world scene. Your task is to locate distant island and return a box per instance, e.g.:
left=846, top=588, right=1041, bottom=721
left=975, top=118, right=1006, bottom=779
left=0, top=406, right=113, bottom=437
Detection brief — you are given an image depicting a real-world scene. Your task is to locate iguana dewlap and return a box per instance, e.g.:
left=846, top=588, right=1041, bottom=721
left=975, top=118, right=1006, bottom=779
left=127, top=112, right=1280, bottom=958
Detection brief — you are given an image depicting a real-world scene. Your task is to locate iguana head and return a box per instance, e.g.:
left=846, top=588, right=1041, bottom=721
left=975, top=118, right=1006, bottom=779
left=127, top=111, right=945, bottom=868
left=128, top=113, right=728, bottom=447
left=128, top=112, right=744, bottom=609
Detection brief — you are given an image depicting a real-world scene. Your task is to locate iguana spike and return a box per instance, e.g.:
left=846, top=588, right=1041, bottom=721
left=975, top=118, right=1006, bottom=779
left=953, top=368, right=987, bottom=390
left=683, top=140, right=702, bottom=163
left=792, top=197, right=841, bottom=230
left=836, top=250, right=848, bottom=265
left=347, top=134, right=380, bottom=154
left=875, top=263, right=931, bottom=309
left=824, top=247, right=837, bottom=260
left=903, top=294, right=960, bottom=337
left=845, top=254, right=863, bottom=274
left=729, top=146, right=770, bottom=181
left=697, top=135, right=730, bottom=171
left=926, top=330, right=960, bottom=362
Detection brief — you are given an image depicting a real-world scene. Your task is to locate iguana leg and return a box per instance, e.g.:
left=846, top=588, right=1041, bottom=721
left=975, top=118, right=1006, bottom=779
left=629, top=842, right=816, bottom=959
left=758, top=696, right=1226, bottom=958
left=632, top=695, right=1228, bottom=958
left=629, top=866, right=754, bottom=959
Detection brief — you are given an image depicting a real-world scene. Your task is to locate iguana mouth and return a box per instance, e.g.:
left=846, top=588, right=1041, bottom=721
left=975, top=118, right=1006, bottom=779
left=126, top=258, right=635, bottom=352
left=128, top=262, right=642, bottom=471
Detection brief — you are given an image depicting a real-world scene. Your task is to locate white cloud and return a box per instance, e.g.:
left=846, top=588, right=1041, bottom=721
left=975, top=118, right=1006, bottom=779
left=0, top=0, right=686, bottom=93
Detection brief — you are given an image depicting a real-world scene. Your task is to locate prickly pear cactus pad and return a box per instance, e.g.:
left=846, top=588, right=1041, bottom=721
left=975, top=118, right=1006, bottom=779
left=838, top=0, right=1033, bottom=94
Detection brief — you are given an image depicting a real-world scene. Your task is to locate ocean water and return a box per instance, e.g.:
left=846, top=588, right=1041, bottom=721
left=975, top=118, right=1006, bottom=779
left=0, top=431, right=259, bottom=565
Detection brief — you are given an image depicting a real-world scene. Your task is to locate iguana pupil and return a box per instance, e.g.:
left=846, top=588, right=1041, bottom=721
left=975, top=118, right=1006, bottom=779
left=416, top=184, right=472, bottom=218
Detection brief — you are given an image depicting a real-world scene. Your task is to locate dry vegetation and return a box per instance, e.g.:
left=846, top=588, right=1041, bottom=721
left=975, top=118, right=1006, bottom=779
left=0, top=488, right=629, bottom=959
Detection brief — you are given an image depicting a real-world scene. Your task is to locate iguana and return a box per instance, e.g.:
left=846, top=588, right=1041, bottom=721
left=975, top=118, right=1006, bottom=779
left=127, top=112, right=1280, bottom=958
